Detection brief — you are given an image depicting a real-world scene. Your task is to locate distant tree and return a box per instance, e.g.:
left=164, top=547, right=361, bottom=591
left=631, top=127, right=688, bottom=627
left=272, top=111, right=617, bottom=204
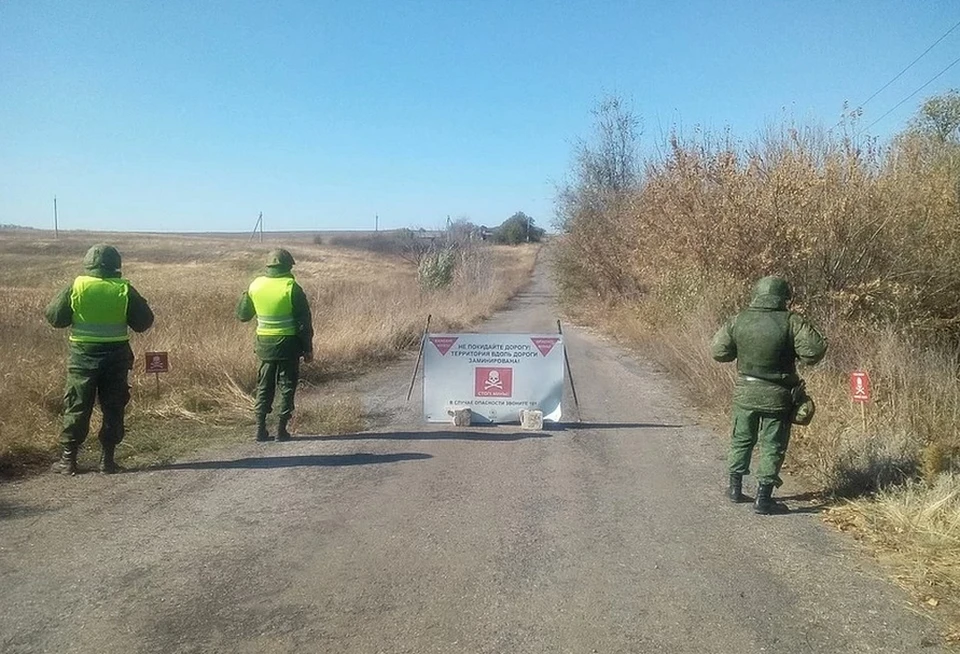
left=911, top=89, right=960, bottom=143
left=556, top=95, right=642, bottom=233
left=494, top=212, right=544, bottom=245
left=892, top=89, right=960, bottom=180
left=448, top=217, right=480, bottom=242
left=553, top=95, right=643, bottom=300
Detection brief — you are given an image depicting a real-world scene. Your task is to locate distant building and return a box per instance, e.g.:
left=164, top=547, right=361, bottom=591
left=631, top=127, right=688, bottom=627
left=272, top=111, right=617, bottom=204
left=416, top=228, right=444, bottom=240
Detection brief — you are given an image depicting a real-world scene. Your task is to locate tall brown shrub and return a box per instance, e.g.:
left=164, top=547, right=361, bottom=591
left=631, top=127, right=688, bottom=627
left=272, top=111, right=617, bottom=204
left=557, top=97, right=960, bottom=494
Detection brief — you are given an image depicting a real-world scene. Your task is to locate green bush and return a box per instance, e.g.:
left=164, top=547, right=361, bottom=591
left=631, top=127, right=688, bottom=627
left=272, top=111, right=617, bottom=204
left=493, top=212, right=544, bottom=245
left=418, top=248, right=457, bottom=290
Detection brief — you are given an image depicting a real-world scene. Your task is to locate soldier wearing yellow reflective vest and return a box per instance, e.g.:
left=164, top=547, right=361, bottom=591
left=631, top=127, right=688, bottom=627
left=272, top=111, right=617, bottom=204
left=44, top=244, right=154, bottom=475
left=236, top=249, right=314, bottom=442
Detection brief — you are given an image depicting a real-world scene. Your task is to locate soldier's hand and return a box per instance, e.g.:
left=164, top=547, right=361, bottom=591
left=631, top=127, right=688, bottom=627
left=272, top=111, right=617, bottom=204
left=302, top=352, right=314, bottom=364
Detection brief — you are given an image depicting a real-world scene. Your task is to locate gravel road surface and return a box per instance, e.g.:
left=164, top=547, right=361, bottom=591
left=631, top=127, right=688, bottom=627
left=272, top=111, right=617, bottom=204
left=0, top=257, right=944, bottom=653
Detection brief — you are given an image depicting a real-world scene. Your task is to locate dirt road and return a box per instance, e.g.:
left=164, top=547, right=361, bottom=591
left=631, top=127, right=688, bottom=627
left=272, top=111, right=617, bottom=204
left=0, top=259, right=944, bottom=653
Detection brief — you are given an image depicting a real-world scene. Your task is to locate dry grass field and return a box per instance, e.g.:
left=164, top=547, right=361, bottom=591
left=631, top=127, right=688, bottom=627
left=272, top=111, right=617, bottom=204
left=0, top=230, right=539, bottom=474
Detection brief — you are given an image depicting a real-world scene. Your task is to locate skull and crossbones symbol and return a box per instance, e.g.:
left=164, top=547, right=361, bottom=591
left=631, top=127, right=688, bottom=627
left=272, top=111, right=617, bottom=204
left=484, top=369, right=503, bottom=390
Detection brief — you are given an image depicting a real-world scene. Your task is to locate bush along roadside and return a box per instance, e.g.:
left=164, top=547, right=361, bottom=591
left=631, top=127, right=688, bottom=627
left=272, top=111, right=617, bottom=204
left=554, top=92, right=960, bottom=632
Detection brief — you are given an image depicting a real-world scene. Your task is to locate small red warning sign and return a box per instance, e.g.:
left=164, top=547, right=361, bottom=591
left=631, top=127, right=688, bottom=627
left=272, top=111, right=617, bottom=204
left=850, top=371, right=870, bottom=403
left=429, top=336, right=459, bottom=356
left=531, top=337, right=560, bottom=356
left=475, top=367, right=513, bottom=397
left=145, top=351, right=169, bottom=374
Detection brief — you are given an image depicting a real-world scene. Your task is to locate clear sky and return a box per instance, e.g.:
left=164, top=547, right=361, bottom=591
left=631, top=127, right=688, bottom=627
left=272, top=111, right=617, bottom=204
left=2, top=1, right=958, bottom=232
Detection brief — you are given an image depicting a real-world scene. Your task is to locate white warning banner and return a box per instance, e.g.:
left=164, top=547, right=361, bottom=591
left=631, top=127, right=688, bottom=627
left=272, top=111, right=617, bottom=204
left=423, top=333, right=564, bottom=423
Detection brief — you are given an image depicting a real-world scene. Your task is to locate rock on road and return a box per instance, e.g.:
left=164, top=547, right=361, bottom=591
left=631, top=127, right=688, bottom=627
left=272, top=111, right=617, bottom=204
left=0, top=256, right=944, bottom=653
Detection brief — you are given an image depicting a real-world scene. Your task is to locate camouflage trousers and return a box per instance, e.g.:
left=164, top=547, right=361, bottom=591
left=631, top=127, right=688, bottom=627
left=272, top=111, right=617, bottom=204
left=255, top=358, right=300, bottom=421
left=728, top=406, right=792, bottom=487
left=60, top=362, right=131, bottom=450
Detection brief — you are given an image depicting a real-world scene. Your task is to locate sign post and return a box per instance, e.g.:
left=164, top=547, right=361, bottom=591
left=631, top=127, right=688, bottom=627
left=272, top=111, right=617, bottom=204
left=557, top=320, right=582, bottom=421
left=850, top=370, right=871, bottom=432
left=145, top=352, right=170, bottom=397
left=406, top=315, right=432, bottom=402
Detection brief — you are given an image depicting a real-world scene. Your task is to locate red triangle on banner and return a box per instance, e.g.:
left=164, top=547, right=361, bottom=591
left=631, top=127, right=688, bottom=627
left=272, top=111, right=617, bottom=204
left=531, top=337, right=560, bottom=356
left=429, top=336, right=459, bottom=356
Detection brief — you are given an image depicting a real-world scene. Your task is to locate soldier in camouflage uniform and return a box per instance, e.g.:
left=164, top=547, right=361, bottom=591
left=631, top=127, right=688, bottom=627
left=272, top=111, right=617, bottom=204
left=45, top=244, right=154, bottom=475
left=711, top=276, right=827, bottom=514
left=236, top=249, right=314, bottom=442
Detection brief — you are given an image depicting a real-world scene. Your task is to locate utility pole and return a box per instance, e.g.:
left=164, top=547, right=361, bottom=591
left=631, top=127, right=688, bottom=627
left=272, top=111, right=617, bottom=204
left=249, top=212, right=264, bottom=243
left=53, top=196, right=59, bottom=239
left=375, top=214, right=379, bottom=232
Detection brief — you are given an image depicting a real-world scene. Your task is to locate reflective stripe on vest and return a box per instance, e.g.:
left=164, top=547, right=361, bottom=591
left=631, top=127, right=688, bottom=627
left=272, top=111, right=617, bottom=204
left=248, top=276, right=297, bottom=336
left=69, top=276, right=130, bottom=343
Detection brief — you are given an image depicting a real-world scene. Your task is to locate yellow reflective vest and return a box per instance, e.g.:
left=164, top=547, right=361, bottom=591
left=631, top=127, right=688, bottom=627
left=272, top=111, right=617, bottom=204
left=248, top=276, right=298, bottom=336
left=69, top=276, right=130, bottom=343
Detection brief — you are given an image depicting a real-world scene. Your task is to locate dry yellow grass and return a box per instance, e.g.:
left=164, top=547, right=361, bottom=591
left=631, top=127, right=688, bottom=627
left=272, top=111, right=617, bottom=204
left=0, top=231, right=538, bottom=473
left=827, top=475, right=960, bottom=635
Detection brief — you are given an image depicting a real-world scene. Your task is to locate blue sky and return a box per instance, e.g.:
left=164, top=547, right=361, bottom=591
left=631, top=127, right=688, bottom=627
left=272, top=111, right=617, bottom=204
left=2, top=1, right=958, bottom=232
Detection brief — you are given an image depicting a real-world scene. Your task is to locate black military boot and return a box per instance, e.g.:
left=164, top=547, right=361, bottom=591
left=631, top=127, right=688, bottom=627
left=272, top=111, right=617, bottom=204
left=255, top=416, right=270, bottom=442
left=275, top=418, right=292, bottom=442
left=99, top=443, right=122, bottom=474
left=754, top=483, right=788, bottom=514
left=727, top=474, right=747, bottom=503
left=52, top=446, right=78, bottom=476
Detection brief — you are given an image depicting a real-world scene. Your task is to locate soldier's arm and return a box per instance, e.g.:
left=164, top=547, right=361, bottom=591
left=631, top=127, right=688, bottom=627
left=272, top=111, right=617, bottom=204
left=292, top=284, right=314, bottom=358
left=44, top=285, right=73, bottom=328
left=236, top=292, right=256, bottom=323
left=126, top=285, right=155, bottom=333
left=791, top=313, right=827, bottom=366
left=710, top=319, right=737, bottom=362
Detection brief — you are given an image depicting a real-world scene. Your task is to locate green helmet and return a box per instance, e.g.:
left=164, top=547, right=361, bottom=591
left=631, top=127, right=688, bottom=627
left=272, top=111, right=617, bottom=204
left=83, top=244, right=122, bottom=272
left=265, top=248, right=295, bottom=270
left=750, top=276, right=791, bottom=310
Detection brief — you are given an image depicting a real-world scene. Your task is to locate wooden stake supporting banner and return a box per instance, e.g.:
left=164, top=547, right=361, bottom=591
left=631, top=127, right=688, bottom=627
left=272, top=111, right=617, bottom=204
left=557, top=320, right=582, bottom=422
left=406, top=314, right=432, bottom=403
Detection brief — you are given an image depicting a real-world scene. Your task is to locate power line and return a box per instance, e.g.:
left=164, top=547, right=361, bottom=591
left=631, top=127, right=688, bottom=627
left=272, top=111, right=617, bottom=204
left=855, top=18, right=960, bottom=111
left=863, top=54, right=960, bottom=133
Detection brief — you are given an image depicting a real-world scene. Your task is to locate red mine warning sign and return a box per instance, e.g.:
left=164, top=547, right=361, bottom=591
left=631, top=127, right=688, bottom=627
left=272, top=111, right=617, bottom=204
left=145, top=352, right=170, bottom=374
left=850, top=371, right=871, bottom=403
